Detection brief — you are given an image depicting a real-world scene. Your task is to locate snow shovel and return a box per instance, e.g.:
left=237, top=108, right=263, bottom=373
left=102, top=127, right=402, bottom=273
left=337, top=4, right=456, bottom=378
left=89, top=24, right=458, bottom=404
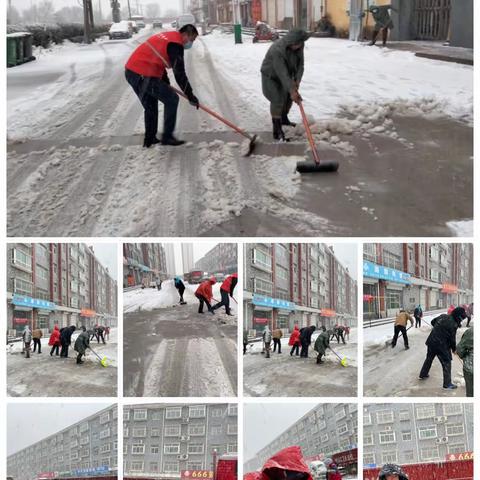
left=88, top=346, right=108, bottom=367
left=328, top=346, right=347, bottom=367
left=296, top=100, right=339, bottom=173
left=169, top=86, right=257, bottom=156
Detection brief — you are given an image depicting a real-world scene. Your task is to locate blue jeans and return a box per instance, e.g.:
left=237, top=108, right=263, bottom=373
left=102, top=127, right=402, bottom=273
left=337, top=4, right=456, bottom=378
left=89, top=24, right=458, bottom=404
left=125, top=69, right=179, bottom=141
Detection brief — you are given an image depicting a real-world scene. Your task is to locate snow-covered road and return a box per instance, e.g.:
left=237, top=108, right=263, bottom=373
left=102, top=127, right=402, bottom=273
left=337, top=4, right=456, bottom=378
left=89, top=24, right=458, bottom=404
left=7, top=328, right=118, bottom=397
left=123, top=280, right=237, bottom=396
left=7, top=30, right=472, bottom=236
left=243, top=328, right=358, bottom=397
left=363, top=312, right=470, bottom=397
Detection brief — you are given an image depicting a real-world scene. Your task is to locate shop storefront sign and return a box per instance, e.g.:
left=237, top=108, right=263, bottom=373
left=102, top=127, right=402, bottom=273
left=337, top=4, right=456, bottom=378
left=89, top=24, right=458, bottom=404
left=254, top=317, right=269, bottom=324
left=442, top=283, right=458, bottom=294
left=320, top=308, right=336, bottom=317
left=252, top=294, right=296, bottom=310
left=363, top=261, right=410, bottom=284
left=71, top=465, right=109, bottom=476
left=13, top=317, right=30, bottom=324
left=81, top=308, right=96, bottom=317
left=182, top=470, right=214, bottom=479
left=332, top=448, right=358, bottom=467
left=363, top=294, right=374, bottom=302
left=446, top=451, right=473, bottom=461
left=12, top=294, right=56, bottom=310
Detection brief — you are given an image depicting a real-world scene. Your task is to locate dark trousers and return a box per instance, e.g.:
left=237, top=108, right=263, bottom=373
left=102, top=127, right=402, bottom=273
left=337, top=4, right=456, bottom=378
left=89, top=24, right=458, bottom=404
left=419, top=347, right=452, bottom=387
left=415, top=316, right=421, bottom=328
left=213, top=289, right=231, bottom=314
left=316, top=353, right=324, bottom=364
left=50, top=345, right=60, bottom=356
left=243, top=342, right=247, bottom=354
left=300, top=341, right=310, bottom=358
left=290, top=344, right=300, bottom=356
left=337, top=332, right=345, bottom=344
left=97, top=332, right=106, bottom=344
left=273, top=338, right=282, bottom=353
left=77, top=352, right=84, bottom=364
left=196, top=294, right=213, bottom=313
left=465, top=370, right=473, bottom=397
left=178, top=287, right=185, bottom=302
left=392, top=325, right=409, bottom=348
left=125, top=68, right=179, bottom=141
left=33, top=338, right=42, bottom=353
left=60, top=343, right=70, bottom=358
left=372, top=27, right=389, bottom=45
left=157, top=284, right=162, bottom=290
left=466, top=316, right=471, bottom=327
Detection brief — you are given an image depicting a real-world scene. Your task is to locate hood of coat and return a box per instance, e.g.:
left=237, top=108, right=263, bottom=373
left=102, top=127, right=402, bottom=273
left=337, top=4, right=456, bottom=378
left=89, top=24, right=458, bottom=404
left=282, top=29, right=310, bottom=47
left=262, top=446, right=313, bottom=480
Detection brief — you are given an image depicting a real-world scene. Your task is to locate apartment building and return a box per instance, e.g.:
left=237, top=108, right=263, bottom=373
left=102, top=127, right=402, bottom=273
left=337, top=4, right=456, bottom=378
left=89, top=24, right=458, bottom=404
left=124, top=403, right=238, bottom=477
left=363, top=243, right=473, bottom=321
left=363, top=403, right=474, bottom=467
left=7, top=405, right=118, bottom=480
left=7, top=243, right=118, bottom=335
left=244, top=404, right=358, bottom=473
left=123, top=243, right=168, bottom=287
left=181, top=244, right=195, bottom=273
left=244, top=243, right=357, bottom=335
left=195, top=244, right=238, bottom=275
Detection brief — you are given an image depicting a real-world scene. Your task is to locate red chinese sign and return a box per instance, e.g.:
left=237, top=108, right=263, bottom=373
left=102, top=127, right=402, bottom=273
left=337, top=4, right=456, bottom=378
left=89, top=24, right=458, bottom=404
left=182, top=471, right=214, bottom=479
left=442, top=283, right=458, bottom=293
left=14, top=317, right=30, bottom=324
left=363, top=294, right=374, bottom=302
left=320, top=309, right=336, bottom=317
left=254, top=317, right=269, bottom=324
left=446, top=451, right=473, bottom=461
left=81, top=308, right=96, bottom=317
left=332, top=448, right=357, bottom=467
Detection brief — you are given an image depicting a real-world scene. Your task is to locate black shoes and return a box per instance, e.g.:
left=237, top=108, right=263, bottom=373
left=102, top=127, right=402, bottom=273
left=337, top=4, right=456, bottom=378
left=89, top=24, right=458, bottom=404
left=143, top=137, right=161, bottom=148
left=161, top=136, right=186, bottom=146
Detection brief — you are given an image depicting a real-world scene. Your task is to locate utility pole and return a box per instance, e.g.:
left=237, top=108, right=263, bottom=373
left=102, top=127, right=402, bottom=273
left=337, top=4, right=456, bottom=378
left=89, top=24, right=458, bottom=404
left=83, top=0, right=94, bottom=43
left=127, top=0, right=132, bottom=19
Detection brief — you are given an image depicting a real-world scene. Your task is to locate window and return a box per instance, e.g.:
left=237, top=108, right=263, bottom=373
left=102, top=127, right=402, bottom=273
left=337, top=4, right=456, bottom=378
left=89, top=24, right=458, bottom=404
left=446, top=424, right=464, bottom=436
left=227, top=424, right=238, bottom=435
left=13, top=277, right=32, bottom=295
left=253, top=277, right=273, bottom=295
left=100, top=412, right=110, bottom=424
left=132, top=444, right=145, bottom=455
left=399, top=410, right=411, bottom=422
left=404, top=451, right=415, bottom=462
left=130, top=461, right=144, bottom=472
left=321, top=433, right=328, bottom=443
left=189, top=406, right=206, bottom=418
left=132, top=427, right=146, bottom=437
left=13, top=248, right=32, bottom=270
left=443, top=404, right=463, bottom=416
left=164, top=443, right=180, bottom=454
left=165, top=425, right=181, bottom=436
left=151, top=428, right=161, bottom=437
left=381, top=451, right=398, bottom=463
left=212, top=409, right=223, bottom=417
left=134, top=409, right=147, bottom=420
left=376, top=411, right=394, bottom=424
left=164, top=462, right=179, bottom=473
left=79, top=423, right=89, bottom=433
left=227, top=443, right=237, bottom=454
left=402, top=431, right=412, bottom=441
left=363, top=453, right=375, bottom=465
left=188, top=461, right=204, bottom=470
left=228, top=404, right=238, bottom=416
left=448, top=443, right=466, bottom=454
left=385, top=290, right=401, bottom=310
left=188, top=444, right=205, bottom=454
left=253, top=248, right=272, bottom=270
left=124, top=427, right=129, bottom=438
left=100, top=443, right=111, bottom=453
left=421, top=447, right=440, bottom=461
left=211, top=425, right=222, bottom=435
left=151, top=445, right=160, bottom=454
left=335, top=408, right=346, bottom=422
left=363, top=413, right=372, bottom=425
left=416, top=405, right=436, bottom=420
left=364, top=433, right=374, bottom=446
left=418, top=426, right=437, bottom=440
left=149, top=462, right=159, bottom=472
left=166, top=407, right=182, bottom=419
left=189, top=424, right=206, bottom=436
left=100, top=428, right=111, bottom=439
left=337, top=424, right=349, bottom=435
left=123, top=410, right=130, bottom=421
left=379, top=431, right=396, bottom=444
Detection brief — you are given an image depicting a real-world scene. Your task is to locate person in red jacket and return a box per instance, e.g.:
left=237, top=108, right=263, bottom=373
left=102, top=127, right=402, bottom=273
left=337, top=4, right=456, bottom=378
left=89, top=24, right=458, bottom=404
left=125, top=24, right=200, bottom=148
left=288, top=324, right=301, bottom=356
left=262, top=446, right=313, bottom=480
left=48, top=324, right=61, bottom=357
left=212, top=273, right=237, bottom=315
left=195, top=276, right=216, bottom=314
left=447, top=304, right=455, bottom=315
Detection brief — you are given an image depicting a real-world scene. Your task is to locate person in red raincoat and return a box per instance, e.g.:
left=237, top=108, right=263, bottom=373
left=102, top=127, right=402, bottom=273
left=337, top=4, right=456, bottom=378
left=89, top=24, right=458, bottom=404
left=212, top=273, right=238, bottom=315
left=244, top=473, right=262, bottom=480
left=261, top=446, right=313, bottom=480
left=195, top=276, right=216, bottom=314
left=447, top=304, right=455, bottom=315
left=48, top=324, right=61, bottom=357
left=288, top=325, right=301, bottom=356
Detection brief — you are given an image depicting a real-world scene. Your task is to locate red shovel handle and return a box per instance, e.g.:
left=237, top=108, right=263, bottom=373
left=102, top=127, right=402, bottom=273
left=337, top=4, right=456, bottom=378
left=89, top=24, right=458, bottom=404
left=170, top=86, right=254, bottom=142
left=298, top=100, right=321, bottom=165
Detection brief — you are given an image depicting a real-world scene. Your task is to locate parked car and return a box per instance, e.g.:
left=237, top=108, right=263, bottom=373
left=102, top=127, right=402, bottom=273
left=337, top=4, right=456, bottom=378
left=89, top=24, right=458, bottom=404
left=109, top=21, right=132, bottom=39
left=131, top=15, right=146, bottom=28
left=176, top=13, right=196, bottom=29
left=153, top=19, right=163, bottom=28
left=128, top=20, right=138, bottom=33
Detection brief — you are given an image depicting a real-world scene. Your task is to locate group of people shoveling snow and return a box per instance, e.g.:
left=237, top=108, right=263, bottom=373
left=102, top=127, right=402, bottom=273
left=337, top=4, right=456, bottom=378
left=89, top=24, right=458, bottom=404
left=245, top=323, right=350, bottom=366
left=389, top=304, right=473, bottom=396
left=20, top=323, right=110, bottom=366
left=173, top=273, right=238, bottom=315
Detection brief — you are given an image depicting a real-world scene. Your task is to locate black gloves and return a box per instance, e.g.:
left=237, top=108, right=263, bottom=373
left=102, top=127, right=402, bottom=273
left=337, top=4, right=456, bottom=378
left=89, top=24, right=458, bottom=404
left=188, top=94, right=199, bottom=109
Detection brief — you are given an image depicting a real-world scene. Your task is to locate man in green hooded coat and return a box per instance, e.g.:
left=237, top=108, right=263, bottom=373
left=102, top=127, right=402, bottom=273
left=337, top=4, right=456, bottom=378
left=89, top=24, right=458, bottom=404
left=314, top=326, right=330, bottom=364
left=368, top=4, right=396, bottom=46
left=457, top=326, right=473, bottom=397
left=260, top=29, right=310, bottom=141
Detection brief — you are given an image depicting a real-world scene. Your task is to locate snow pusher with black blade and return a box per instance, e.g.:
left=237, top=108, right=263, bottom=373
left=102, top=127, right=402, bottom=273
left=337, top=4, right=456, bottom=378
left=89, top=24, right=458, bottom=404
left=296, top=100, right=339, bottom=173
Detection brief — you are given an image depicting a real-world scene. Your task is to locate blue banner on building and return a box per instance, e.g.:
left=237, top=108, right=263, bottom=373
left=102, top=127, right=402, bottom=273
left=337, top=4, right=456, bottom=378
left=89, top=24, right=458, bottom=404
left=12, top=294, right=56, bottom=310
left=252, top=294, right=296, bottom=310
left=72, top=466, right=109, bottom=476
left=363, top=261, right=411, bottom=284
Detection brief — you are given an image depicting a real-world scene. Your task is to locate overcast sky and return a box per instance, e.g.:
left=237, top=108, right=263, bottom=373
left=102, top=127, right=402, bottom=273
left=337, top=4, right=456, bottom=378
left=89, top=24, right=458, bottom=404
left=89, top=243, right=118, bottom=278
left=244, top=403, right=317, bottom=463
left=328, top=243, right=357, bottom=279
left=11, top=0, right=182, bottom=15
left=170, top=242, right=224, bottom=274
left=7, top=403, right=112, bottom=455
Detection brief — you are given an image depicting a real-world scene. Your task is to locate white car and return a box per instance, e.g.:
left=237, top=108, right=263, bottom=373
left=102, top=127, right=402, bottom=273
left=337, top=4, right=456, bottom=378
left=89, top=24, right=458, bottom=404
left=176, top=13, right=196, bottom=30
left=109, top=21, right=132, bottom=39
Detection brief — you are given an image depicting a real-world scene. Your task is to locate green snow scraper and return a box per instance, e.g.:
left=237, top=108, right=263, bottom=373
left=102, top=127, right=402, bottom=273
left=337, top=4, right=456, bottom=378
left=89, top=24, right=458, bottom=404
left=88, top=346, right=108, bottom=367
left=328, top=346, right=348, bottom=367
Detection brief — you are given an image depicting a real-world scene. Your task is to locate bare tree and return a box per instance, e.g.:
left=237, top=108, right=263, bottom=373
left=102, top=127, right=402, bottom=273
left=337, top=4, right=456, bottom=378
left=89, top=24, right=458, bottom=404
left=7, top=5, right=22, bottom=24
left=146, top=3, right=160, bottom=19
left=55, top=6, right=85, bottom=24
left=37, top=0, right=56, bottom=23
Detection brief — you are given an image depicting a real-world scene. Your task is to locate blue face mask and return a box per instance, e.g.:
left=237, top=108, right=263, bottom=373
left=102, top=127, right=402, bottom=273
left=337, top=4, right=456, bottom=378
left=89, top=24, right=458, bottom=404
left=184, top=41, right=193, bottom=50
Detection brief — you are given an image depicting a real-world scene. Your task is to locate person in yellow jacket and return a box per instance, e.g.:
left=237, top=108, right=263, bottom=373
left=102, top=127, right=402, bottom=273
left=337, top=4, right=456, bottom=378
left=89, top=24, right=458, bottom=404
left=391, top=309, right=414, bottom=350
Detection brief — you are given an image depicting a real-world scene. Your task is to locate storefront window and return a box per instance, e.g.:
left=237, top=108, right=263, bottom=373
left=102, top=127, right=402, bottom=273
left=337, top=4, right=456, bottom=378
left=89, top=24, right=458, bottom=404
left=276, top=315, right=289, bottom=329
left=37, top=316, right=49, bottom=329
left=386, top=290, right=401, bottom=310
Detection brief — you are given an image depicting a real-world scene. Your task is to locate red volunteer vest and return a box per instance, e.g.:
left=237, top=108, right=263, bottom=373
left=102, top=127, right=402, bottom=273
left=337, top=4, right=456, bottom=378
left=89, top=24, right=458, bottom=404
left=125, top=31, right=183, bottom=78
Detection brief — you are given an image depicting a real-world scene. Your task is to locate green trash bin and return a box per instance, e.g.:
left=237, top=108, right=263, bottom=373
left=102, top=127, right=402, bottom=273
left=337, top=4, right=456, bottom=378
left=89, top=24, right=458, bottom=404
left=7, top=36, right=17, bottom=67
left=22, top=33, right=34, bottom=62
left=16, top=35, right=25, bottom=64
left=234, top=23, right=242, bottom=44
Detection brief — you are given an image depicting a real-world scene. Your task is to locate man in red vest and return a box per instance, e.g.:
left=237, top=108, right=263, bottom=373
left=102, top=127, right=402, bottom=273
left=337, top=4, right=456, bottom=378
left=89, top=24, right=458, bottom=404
left=212, top=273, right=237, bottom=315
left=125, top=24, right=200, bottom=148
